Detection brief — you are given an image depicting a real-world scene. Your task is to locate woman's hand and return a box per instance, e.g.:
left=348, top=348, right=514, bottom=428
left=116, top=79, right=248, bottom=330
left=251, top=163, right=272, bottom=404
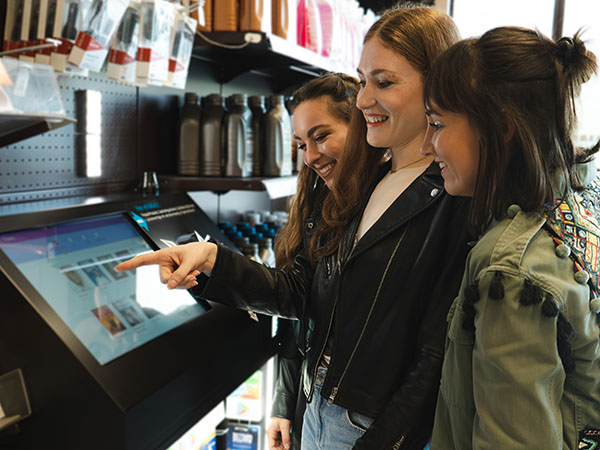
left=114, top=242, right=218, bottom=289
left=266, top=417, right=292, bottom=450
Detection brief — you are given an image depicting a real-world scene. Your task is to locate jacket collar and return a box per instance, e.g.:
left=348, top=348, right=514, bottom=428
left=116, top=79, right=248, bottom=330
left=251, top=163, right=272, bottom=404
left=340, top=161, right=445, bottom=265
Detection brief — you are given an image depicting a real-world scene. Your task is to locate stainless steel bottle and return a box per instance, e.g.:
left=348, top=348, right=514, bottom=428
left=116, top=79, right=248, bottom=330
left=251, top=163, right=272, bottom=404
left=263, top=95, right=293, bottom=176
left=224, top=94, right=253, bottom=177
left=248, top=95, right=266, bottom=177
left=177, top=92, right=201, bottom=176
left=200, top=94, right=226, bottom=176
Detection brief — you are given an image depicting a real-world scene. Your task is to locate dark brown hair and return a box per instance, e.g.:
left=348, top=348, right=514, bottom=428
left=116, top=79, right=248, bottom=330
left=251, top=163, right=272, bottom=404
left=311, top=5, right=461, bottom=259
left=424, top=27, right=598, bottom=236
left=274, top=73, right=360, bottom=268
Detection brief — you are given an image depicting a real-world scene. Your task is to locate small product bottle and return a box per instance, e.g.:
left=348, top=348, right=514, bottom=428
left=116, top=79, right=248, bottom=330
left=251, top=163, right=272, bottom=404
left=240, top=0, right=267, bottom=33
left=177, top=92, right=201, bottom=176
left=224, top=94, right=253, bottom=177
left=258, top=237, right=276, bottom=267
left=272, top=0, right=288, bottom=39
left=263, top=95, right=293, bottom=176
left=243, top=242, right=263, bottom=263
left=200, top=94, right=226, bottom=176
left=248, top=95, right=266, bottom=176
left=213, top=0, right=238, bottom=32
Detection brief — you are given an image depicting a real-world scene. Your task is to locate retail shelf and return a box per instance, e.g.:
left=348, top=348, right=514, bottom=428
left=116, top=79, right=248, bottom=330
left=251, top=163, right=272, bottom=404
left=158, top=174, right=298, bottom=199
left=0, top=112, right=75, bottom=147
left=192, top=31, right=353, bottom=91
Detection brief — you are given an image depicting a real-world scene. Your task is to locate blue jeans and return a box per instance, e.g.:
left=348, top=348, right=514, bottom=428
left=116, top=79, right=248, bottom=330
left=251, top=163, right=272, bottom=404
left=301, top=367, right=374, bottom=450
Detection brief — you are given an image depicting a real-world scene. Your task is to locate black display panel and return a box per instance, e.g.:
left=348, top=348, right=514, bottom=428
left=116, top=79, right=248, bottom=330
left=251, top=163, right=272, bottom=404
left=0, top=193, right=276, bottom=450
left=0, top=213, right=209, bottom=365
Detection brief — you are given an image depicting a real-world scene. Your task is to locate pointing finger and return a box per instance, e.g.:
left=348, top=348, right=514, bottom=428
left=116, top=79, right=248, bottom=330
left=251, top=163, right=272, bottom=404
left=115, top=252, right=157, bottom=272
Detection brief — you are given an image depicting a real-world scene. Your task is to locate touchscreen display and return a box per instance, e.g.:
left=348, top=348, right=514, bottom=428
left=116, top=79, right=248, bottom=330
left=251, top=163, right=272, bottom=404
left=0, top=213, right=209, bottom=365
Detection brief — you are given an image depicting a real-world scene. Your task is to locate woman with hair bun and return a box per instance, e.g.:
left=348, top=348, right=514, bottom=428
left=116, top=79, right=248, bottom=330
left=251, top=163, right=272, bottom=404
left=421, top=27, right=600, bottom=449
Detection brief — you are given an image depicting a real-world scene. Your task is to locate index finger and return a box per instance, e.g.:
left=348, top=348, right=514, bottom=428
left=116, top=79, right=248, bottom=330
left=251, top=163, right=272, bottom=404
left=114, top=252, right=159, bottom=272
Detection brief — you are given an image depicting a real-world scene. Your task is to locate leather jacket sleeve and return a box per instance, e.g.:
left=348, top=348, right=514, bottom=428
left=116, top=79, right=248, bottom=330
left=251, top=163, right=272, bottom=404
left=271, top=319, right=304, bottom=419
left=271, top=353, right=303, bottom=419
left=352, top=199, right=471, bottom=450
left=191, top=244, right=315, bottom=319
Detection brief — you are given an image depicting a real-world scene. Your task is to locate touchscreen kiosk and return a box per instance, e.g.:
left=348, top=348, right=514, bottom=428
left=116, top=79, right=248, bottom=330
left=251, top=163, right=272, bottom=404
left=0, top=213, right=209, bottom=366
left=0, top=193, right=277, bottom=450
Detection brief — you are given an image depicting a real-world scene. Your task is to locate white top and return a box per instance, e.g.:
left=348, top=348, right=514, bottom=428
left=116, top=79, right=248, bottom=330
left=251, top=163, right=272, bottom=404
left=356, top=163, right=429, bottom=241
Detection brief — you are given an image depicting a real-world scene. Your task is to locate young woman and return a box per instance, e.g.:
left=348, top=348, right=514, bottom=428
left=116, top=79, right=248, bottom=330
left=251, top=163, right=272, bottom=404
left=116, top=6, right=470, bottom=449
left=268, top=73, right=361, bottom=450
left=420, top=27, right=600, bottom=449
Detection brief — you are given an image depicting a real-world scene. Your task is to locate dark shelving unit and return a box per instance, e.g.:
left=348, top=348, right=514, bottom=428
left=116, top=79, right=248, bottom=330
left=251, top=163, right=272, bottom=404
left=192, top=31, right=353, bottom=92
left=158, top=174, right=297, bottom=199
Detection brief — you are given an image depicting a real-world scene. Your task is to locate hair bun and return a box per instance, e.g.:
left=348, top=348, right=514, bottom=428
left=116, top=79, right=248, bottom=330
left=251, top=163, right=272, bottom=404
left=556, top=37, right=585, bottom=66
left=555, top=32, right=597, bottom=86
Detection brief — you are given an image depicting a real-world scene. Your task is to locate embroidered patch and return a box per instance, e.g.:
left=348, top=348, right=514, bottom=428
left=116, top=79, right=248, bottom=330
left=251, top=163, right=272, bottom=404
left=546, top=180, right=600, bottom=291
left=579, top=427, right=600, bottom=449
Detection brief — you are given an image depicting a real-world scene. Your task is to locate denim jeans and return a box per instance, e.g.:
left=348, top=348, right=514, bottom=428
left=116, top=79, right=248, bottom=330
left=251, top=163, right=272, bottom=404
left=300, top=367, right=374, bottom=450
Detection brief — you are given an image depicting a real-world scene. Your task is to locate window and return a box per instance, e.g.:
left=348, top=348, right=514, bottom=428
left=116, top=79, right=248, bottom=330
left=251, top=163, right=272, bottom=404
left=562, top=0, right=600, bottom=150
left=451, top=0, right=555, bottom=39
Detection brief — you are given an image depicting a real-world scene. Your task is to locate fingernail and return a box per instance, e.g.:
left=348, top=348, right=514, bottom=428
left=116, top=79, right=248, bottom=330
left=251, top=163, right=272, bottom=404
left=284, top=444, right=290, bottom=449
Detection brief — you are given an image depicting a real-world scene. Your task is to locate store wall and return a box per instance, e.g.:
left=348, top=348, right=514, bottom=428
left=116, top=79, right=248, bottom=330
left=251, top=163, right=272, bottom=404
left=0, top=57, right=279, bottom=220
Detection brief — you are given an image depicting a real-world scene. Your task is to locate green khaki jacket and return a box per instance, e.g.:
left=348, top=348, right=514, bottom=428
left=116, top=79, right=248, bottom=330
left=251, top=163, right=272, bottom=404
left=431, top=182, right=600, bottom=449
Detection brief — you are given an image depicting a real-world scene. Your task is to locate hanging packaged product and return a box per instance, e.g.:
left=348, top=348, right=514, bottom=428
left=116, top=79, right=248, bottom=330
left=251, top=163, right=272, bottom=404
left=50, top=0, right=93, bottom=74
left=0, top=56, right=66, bottom=116
left=165, top=11, right=196, bottom=89
left=36, top=0, right=58, bottom=65
left=67, top=0, right=130, bottom=72
left=20, top=0, right=41, bottom=62
left=3, top=0, right=29, bottom=59
left=136, top=0, right=175, bottom=86
left=106, top=2, right=140, bottom=84
left=190, top=0, right=212, bottom=33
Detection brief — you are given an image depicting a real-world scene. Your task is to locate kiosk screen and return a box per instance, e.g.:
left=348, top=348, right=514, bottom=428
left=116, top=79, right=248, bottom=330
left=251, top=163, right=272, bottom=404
left=0, top=213, right=208, bottom=365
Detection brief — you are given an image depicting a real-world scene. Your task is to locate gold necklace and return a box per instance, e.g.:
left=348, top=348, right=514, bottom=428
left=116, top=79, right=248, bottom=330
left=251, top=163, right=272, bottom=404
left=389, top=155, right=431, bottom=174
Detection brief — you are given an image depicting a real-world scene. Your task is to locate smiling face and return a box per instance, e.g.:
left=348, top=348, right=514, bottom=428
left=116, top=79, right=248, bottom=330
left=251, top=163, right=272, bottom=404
left=421, top=103, right=480, bottom=197
left=356, top=38, right=428, bottom=152
left=293, top=97, right=350, bottom=188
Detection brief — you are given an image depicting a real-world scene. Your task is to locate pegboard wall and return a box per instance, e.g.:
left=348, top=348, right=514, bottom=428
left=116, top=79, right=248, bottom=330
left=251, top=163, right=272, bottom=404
left=0, top=58, right=277, bottom=208
left=0, top=73, right=139, bottom=205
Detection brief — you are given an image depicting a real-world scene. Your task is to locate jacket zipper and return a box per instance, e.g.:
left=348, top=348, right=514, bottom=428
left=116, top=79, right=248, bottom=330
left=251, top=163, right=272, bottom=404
left=307, top=291, right=339, bottom=402
left=392, top=436, right=405, bottom=449
left=327, top=227, right=408, bottom=405
left=307, top=234, right=357, bottom=402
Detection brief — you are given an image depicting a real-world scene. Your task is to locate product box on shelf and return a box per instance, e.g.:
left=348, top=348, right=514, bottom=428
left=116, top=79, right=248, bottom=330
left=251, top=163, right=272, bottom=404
left=225, top=370, right=263, bottom=422
left=167, top=401, right=224, bottom=450
left=219, top=421, right=260, bottom=450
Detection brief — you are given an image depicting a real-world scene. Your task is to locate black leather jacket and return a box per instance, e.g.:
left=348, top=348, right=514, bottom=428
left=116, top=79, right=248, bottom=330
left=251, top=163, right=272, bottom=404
left=194, top=163, right=470, bottom=449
